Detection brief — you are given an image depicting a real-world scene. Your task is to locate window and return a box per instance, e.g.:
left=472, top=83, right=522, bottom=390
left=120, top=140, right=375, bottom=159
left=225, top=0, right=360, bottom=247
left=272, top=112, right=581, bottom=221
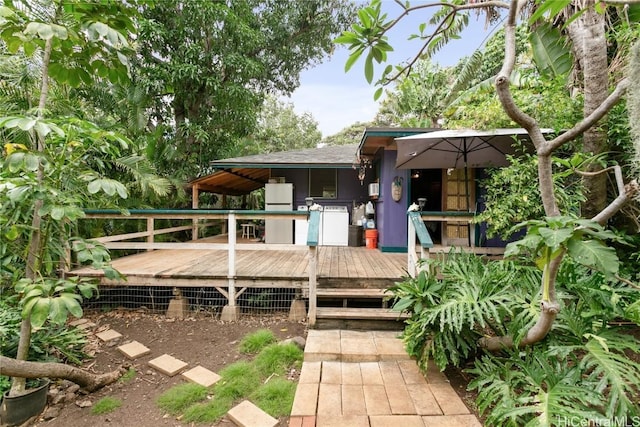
left=309, top=169, right=337, bottom=199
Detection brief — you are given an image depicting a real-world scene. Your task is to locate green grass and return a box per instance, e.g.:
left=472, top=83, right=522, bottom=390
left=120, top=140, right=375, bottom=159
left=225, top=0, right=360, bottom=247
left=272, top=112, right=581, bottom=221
left=215, top=361, right=262, bottom=400
left=156, top=383, right=209, bottom=415
left=254, top=343, right=303, bottom=377
left=182, top=396, right=233, bottom=423
left=91, top=397, right=122, bottom=415
left=251, top=377, right=297, bottom=417
left=118, top=367, right=136, bottom=383
left=154, top=330, right=304, bottom=424
left=239, top=329, right=277, bottom=354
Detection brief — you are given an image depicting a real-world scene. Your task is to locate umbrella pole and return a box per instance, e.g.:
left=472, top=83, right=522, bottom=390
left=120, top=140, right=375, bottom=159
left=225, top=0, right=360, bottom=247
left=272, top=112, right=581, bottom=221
left=463, top=140, right=472, bottom=247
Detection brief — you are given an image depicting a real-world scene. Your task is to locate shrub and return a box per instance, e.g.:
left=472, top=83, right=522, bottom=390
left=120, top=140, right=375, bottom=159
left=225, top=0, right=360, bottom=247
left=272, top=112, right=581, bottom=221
left=389, top=253, right=640, bottom=424
left=0, top=298, right=89, bottom=364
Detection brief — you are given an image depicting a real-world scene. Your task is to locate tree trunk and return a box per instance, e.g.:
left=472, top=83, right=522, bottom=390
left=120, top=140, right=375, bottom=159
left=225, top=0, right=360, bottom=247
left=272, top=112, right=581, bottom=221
left=568, top=2, right=609, bottom=218
left=0, top=356, right=124, bottom=393
left=12, top=36, right=54, bottom=396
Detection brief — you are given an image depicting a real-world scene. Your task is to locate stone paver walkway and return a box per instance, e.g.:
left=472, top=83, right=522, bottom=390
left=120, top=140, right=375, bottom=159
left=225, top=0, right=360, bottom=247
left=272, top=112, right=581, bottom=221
left=289, top=330, right=482, bottom=427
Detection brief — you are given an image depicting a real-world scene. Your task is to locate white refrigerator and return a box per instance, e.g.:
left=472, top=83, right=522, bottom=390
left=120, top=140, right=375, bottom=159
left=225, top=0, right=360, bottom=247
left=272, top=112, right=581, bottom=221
left=265, top=183, right=294, bottom=244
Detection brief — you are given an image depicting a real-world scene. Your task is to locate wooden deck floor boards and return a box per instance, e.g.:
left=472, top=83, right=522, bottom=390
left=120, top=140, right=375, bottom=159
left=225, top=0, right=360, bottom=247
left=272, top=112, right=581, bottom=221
left=70, top=243, right=407, bottom=286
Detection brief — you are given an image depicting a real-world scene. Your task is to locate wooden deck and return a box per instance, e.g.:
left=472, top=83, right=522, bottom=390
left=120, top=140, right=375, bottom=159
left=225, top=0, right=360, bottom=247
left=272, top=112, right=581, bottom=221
left=69, top=238, right=407, bottom=289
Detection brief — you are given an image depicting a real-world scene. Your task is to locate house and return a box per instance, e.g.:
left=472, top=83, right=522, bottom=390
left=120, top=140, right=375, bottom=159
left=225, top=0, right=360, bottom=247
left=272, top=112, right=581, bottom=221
left=189, top=127, right=531, bottom=252
left=189, top=143, right=379, bottom=246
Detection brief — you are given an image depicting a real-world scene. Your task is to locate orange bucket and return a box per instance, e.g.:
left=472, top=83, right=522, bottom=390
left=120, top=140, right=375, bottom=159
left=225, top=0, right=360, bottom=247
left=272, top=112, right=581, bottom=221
left=365, top=229, right=378, bottom=249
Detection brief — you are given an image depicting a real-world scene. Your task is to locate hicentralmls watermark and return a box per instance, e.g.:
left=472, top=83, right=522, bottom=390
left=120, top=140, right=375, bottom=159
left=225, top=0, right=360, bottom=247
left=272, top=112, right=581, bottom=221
left=556, top=416, right=640, bottom=427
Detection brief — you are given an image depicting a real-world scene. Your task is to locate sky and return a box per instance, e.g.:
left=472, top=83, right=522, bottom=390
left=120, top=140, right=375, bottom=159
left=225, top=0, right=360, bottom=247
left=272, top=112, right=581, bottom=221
left=285, top=1, right=504, bottom=137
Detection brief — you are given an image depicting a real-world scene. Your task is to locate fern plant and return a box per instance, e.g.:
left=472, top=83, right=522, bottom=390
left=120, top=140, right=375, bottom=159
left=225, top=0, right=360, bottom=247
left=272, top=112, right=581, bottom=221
left=466, top=261, right=640, bottom=425
left=390, top=252, right=640, bottom=425
left=389, top=252, right=539, bottom=371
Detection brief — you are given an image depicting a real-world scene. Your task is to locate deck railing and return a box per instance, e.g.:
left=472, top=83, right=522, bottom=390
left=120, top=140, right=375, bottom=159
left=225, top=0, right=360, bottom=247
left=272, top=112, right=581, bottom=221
left=407, top=211, right=507, bottom=277
left=76, top=209, right=321, bottom=322
left=407, top=211, right=434, bottom=277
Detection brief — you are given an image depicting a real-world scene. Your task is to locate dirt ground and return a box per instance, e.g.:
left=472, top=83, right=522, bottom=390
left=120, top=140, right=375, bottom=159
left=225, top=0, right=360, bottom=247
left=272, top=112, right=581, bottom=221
left=32, top=309, right=308, bottom=427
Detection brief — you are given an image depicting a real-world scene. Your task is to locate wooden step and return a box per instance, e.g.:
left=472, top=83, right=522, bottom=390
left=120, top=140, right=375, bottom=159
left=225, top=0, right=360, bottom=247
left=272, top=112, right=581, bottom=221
left=316, top=288, right=391, bottom=299
left=316, top=307, right=409, bottom=320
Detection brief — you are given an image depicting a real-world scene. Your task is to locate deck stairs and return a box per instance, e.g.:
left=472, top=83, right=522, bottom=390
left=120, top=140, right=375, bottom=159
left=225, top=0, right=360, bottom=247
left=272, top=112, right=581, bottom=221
left=312, top=278, right=409, bottom=330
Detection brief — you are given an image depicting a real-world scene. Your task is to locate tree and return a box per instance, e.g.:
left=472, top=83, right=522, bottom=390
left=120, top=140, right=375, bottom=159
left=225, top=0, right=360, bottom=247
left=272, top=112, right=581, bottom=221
left=227, top=96, right=322, bottom=158
left=379, top=59, right=450, bottom=128
left=0, top=0, right=168, bottom=394
left=135, top=0, right=357, bottom=179
left=321, top=121, right=372, bottom=145
left=337, top=0, right=639, bottom=349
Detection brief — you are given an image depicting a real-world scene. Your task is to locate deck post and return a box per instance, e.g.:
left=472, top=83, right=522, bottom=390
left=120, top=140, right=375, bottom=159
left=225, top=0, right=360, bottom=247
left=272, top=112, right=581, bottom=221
left=146, top=217, right=154, bottom=252
left=221, top=212, right=239, bottom=321
left=307, top=245, right=317, bottom=327
left=407, top=216, right=417, bottom=277
left=191, top=185, right=199, bottom=241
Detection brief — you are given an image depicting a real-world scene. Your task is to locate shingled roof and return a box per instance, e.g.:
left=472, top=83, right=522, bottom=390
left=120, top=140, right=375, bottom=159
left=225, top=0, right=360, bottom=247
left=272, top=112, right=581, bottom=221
left=209, top=143, right=359, bottom=168
left=189, top=144, right=359, bottom=196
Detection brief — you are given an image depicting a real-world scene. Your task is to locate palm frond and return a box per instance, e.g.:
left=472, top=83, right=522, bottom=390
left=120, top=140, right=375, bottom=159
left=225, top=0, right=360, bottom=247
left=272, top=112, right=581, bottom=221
left=114, top=155, right=173, bottom=197
left=444, top=49, right=485, bottom=105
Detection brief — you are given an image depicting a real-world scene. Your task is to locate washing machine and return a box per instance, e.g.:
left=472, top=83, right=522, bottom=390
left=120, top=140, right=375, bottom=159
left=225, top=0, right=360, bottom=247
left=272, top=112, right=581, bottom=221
left=321, top=206, right=349, bottom=246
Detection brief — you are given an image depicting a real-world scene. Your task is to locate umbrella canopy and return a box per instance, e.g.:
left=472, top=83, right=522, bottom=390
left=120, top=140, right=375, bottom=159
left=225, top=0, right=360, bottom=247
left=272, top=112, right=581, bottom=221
left=394, top=128, right=549, bottom=170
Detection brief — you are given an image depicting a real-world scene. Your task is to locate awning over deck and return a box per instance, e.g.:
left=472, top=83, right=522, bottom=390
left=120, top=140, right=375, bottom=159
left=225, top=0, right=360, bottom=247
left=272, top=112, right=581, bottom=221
left=189, top=168, right=270, bottom=196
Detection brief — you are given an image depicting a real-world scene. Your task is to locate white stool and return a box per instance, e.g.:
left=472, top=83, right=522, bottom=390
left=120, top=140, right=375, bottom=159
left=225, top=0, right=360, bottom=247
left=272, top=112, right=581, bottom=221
left=241, top=223, right=256, bottom=239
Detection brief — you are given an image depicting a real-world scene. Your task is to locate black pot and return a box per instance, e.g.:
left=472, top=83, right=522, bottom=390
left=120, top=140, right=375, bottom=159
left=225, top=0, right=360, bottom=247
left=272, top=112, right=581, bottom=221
left=0, top=378, right=50, bottom=426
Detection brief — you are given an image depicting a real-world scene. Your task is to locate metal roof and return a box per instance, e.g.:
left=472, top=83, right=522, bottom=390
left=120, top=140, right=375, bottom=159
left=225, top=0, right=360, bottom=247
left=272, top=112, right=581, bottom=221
left=189, top=168, right=271, bottom=196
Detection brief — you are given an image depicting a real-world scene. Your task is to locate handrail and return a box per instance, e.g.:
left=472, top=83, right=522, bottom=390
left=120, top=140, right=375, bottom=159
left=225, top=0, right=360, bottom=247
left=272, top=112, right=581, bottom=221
left=76, top=208, right=318, bottom=322
left=407, top=211, right=434, bottom=278
left=306, top=210, right=321, bottom=326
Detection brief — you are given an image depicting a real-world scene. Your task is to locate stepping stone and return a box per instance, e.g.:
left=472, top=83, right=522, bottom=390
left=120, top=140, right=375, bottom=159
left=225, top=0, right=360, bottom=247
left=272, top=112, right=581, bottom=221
left=181, top=366, right=221, bottom=387
left=76, top=321, right=96, bottom=330
left=69, top=318, right=88, bottom=326
left=95, top=329, right=122, bottom=342
left=117, top=341, right=151, bottom=360
left=148, top=354, right=188, bottom=376
left=227, top=400, right=277, bottom=427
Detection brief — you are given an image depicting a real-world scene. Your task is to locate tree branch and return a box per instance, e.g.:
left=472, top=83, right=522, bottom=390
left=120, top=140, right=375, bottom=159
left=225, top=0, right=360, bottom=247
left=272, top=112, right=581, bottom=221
left=0, top=356, right=125, bottom=394
left=380, top=1, right=509, bottom=84
left=542, top=78, right=630, bottom=155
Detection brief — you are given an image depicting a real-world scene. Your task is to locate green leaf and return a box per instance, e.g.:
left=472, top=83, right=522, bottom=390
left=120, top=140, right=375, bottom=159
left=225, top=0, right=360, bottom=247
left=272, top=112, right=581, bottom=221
left=78, top=282, right=98, bottom=299
left=60, top=293, right=84, bottom=318
left=364, top=51, right=374, bottom=84
left=24, top=153, right=40, bottom=171
left=373, top=87, right=383, bottom=101
left=30, top=298, right=51, bottom=328
left=566, top=239, right=618, bottom=277
left=87, top=180, right=101, bottom=194
left=49, top=298, right=67, bottom=324
left=529, top=0, right=571, bottom=23
left=334, top=32, right=359, bottom=45
left=344, top=47, right=364, bottom=72
left=529, top=23, right=572, bottom=79
left=538, top=227, right=572, bottom=250
left=17, top=118, right=36, bottom=131
left=50, top=206, right=66, bottom=220
left=357, top=8, right=371, bottom=27
left=4, top=225, right=19, bottom=241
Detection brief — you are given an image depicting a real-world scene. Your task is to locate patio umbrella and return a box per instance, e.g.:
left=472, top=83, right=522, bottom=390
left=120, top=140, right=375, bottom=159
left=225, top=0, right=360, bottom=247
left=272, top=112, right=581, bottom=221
left=394, top=128, right=546, bottom=170
left=395, top=128, right=550, bottom=245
